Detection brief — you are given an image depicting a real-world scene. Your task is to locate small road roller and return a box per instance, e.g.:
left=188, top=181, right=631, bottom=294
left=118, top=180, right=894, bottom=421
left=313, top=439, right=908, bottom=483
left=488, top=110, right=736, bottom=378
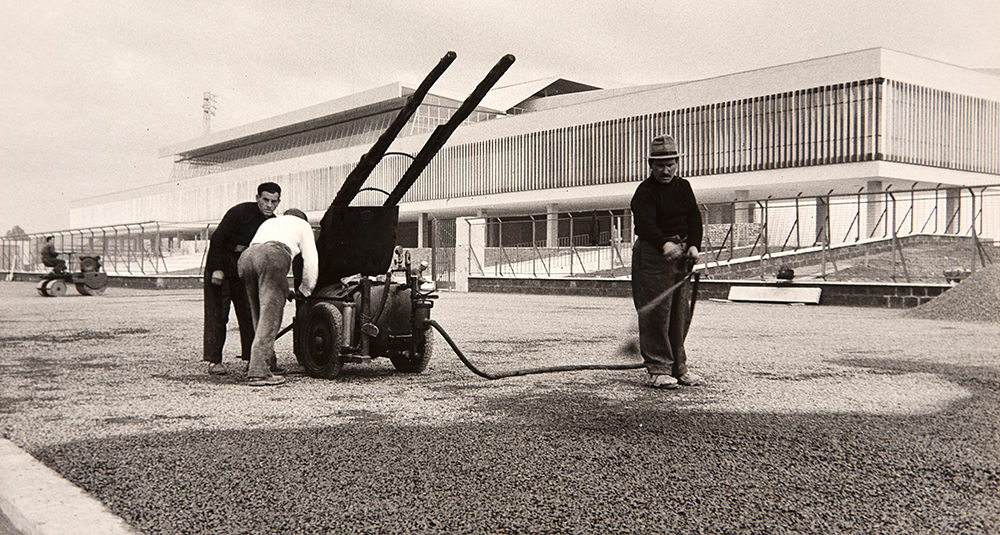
left=37, top=254, right=109, bottom=297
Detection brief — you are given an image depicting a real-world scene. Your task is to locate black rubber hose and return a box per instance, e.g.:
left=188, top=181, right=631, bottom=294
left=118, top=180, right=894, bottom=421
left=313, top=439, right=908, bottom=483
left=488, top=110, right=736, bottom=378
left=426, top=319, right=643, bottom=380
left=428, top=257, right=701, bottom=380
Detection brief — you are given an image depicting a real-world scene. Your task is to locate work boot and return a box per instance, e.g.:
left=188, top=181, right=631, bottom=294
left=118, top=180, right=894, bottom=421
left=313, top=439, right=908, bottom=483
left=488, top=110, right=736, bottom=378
left=677, top=372, right=702, bottom=386
left=647, top=374, right=678, bottom=389
left=207, top=363, right=227, bottom=375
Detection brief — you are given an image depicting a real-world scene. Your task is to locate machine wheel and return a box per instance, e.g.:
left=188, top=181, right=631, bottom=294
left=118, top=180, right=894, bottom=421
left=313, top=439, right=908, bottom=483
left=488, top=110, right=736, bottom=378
left=389, top=328, right=434, bottom=373
left=75, top=283, right=106, bottom=296
left=43, top=279, right=67, bottom=297
left=36, top=280, right=49, bottom=296
left=80, top=257, right=100, bottom=272
left=296, top=303, right=344, bottom=379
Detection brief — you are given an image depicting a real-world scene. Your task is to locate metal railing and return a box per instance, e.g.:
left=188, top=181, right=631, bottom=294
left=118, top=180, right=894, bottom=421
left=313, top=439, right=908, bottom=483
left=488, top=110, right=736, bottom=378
left=4, top=183, right=997, bottom=283
left=465, top=183, right=999, bottom=281
left=1, top=222, right=172, bottom=276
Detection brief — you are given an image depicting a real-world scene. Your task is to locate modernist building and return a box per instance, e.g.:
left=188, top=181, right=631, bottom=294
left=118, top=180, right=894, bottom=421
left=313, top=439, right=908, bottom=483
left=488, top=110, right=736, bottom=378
left=70, top=48, right=1000, bottom=253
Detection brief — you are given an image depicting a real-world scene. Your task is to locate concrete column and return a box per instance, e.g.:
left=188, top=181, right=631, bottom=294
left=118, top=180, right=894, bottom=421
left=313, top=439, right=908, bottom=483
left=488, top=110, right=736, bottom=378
left=416, top=213, right=429, bottom=248
left=454, top=217, right=486, bottom=292
left=944, top=188, right=961, bottom=234
left=733, top=190, right=751, bottom=224
left=546, top=204, right=559, bottom=248
left=865, top=180, right=884, bottom=239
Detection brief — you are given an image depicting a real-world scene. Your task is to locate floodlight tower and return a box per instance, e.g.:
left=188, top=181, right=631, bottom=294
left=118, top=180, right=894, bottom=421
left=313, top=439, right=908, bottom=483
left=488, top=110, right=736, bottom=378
left=202, top=91, right=217, bottom=135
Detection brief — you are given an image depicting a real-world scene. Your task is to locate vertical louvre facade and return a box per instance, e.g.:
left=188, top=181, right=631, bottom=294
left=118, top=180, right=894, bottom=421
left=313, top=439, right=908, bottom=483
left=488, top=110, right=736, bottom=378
left=365, top=78, right=994, bottom=205
left=883, top=80, right=1000, bottom=173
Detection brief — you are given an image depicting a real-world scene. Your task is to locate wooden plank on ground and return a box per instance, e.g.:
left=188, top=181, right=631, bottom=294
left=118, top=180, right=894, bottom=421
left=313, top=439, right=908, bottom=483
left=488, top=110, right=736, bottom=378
left=727, top=286, right=822, bottom=304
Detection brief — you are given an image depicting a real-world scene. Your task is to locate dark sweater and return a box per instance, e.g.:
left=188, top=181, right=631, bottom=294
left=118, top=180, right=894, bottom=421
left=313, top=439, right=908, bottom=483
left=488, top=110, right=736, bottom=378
left=206, top=202, right=273, bottom=277
left=41, top=243, right=59, bottom=263
left=630, top=175, right=703, bottom=251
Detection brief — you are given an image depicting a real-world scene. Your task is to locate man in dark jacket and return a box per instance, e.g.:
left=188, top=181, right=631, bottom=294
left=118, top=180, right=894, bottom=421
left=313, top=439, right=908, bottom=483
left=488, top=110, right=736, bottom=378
left=41, top=236, right=67, bottom=274
left=204, top=182, right=281, bottom=375
left=630, top=135, right=703, bottom=389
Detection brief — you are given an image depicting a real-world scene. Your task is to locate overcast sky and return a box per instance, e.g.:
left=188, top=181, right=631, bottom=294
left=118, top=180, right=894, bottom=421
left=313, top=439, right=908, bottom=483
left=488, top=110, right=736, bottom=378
left=1, top=0, right=998, bottom=234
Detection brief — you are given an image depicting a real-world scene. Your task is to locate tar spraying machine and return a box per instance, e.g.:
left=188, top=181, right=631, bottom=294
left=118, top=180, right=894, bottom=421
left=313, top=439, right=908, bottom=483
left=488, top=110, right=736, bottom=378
left=280, top=52, right=701, bottom=381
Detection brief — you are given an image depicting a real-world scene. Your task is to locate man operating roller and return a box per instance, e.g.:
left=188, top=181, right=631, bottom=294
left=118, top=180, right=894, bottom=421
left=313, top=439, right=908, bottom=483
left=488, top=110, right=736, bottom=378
left=630, top=134, right=703, bottom=389
left=238, top=208, right=318, bottom=386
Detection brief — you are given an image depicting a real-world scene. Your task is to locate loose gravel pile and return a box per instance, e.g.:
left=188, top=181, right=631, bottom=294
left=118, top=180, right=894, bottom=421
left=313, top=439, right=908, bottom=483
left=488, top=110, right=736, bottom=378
left=905, top=262, right=1000, bottom=323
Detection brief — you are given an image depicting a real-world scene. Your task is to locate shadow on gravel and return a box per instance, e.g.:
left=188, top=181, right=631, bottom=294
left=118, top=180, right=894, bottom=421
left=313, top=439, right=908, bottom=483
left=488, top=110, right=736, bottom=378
left=0, top=328, right=150, bottom=346
left=834, top=357, right=1000, bottom=392
left=2, top=353, right=135, bottom=380
left=34, top=360, right=1000, bottom=535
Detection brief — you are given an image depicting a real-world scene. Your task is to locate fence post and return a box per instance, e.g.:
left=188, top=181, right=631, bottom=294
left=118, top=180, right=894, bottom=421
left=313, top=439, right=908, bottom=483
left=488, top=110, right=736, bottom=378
left=429, top=218, right=437, bottom=282
left=795, top=192, right=801, bottom=249
left=568, top=214, right=574, bottom=276
left=497, top=218, right=504, bottom=276
left=138, top=222, right=148, bottom=274
left=530, top=215, right=537, bottom=277
left=888, top=191, right=910, bottom=282
left=454, top=217, right=475, bottom=292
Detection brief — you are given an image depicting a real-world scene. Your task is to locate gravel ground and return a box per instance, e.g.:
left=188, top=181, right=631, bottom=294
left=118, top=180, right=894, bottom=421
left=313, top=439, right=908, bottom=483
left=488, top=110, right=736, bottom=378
left=1, top=281, right=999, bottom=534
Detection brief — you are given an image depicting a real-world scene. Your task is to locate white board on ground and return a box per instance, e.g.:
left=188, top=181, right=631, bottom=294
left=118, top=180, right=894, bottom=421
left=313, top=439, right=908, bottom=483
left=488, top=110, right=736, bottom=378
left=727, top=285, right=822, bottom=304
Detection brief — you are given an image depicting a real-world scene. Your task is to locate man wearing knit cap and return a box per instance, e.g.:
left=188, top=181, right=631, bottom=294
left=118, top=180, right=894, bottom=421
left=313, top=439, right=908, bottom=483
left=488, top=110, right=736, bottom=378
left=237, top=208, right=318, bottom=386
left=630, top=134, right=704, bottom=389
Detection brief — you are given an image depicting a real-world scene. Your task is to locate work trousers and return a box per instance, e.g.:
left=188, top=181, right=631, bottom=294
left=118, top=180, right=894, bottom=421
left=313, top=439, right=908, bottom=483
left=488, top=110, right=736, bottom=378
left=43, top=258, right=67, bottom=274
left=202, top=265, right=254, bottom=364
left=630, top=240, right=692, bottom=377
left=237, top=242, right=292, bottom=379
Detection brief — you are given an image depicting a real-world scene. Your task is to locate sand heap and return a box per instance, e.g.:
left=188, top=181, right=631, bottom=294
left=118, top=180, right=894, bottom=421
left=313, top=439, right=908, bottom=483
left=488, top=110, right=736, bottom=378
left=905, top=262, right=1000, bottom=323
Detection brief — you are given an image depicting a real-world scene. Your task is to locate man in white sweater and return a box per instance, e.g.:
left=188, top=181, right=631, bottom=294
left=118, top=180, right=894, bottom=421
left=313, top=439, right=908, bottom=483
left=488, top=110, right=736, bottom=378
left=237, top=208, right=319, bottom=386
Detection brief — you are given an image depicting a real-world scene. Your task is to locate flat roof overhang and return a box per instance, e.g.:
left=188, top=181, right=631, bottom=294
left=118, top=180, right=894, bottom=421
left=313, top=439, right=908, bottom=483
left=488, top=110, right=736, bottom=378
left=165, top=97, right=409, bottom=162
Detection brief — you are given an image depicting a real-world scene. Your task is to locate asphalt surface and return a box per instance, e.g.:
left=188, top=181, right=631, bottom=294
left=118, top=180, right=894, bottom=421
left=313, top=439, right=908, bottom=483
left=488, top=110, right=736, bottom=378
left=1, top=281, right=999, bottom=534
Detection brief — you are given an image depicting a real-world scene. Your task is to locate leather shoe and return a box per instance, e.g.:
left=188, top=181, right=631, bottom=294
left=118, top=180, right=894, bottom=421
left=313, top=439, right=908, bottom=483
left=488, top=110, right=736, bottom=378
left=677, top=372, right=702, bottom=386
left=248, top=375, right=286, bottom=387
left=647, top=374, right=678, bottom=389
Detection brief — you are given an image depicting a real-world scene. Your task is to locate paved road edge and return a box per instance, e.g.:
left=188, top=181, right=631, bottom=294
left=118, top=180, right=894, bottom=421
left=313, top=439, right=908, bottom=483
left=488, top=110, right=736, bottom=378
left=0, top=439, right=139, bottom=535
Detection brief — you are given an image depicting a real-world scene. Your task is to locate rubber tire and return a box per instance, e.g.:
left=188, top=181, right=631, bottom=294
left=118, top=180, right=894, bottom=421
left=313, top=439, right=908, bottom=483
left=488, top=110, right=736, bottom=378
left=296, top=302, right=344, bottom=379
left=45, top=279, right=66, bottom=297
left=389, top=328, right=433, bottom=373
left=36, top=280, right=49, bottom=296
left=75, top=283, right=106, bottom=296
left=80, top=257, right=100, bottom=272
